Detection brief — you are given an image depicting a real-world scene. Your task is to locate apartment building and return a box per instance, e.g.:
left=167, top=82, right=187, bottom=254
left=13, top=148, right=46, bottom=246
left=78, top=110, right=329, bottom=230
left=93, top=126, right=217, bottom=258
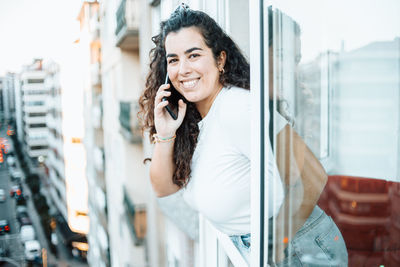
left=0, top=77, right=3, bottom=120
left=97, top=0, right=148, bottom=265
left=45, top=61, right=68, bottom=219
left=1, top=72, right=17, bottom=124
left=76, top=1, right=111, bottom=266
left=17, top=59, right=49, bottom=161
left=41, top=59, right=90, bottom=259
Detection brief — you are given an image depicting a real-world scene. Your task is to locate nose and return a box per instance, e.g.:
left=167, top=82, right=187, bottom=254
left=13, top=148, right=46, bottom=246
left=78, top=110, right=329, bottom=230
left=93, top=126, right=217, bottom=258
left=178, top=58, right=191, bottom=76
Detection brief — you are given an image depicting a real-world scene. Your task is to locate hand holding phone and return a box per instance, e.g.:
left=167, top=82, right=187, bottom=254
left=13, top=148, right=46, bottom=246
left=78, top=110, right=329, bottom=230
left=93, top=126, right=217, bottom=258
left=154, top=73, right=187, bottom=138
left=162, top=73, right=179, bottom=120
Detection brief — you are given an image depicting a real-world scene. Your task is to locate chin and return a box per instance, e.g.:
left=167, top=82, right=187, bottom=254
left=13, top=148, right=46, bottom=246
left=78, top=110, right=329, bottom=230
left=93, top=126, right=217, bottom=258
left=181, top=93, right=199, bottom=103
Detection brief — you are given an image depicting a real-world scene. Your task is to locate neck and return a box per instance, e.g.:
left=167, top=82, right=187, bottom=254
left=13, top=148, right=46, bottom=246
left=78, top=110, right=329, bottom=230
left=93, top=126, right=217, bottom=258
left=196, top=85, right=223, bottom=118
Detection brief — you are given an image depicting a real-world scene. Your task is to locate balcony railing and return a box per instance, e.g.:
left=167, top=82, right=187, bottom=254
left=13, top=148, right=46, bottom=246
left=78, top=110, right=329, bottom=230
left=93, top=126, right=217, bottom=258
left=199, top=216, right=248, bottom=267
left=119, top=101, right=141, bottom=143
left=90, top=62, right=101, bottom=87
left=23, top=105, right=48, bottom=113
left=158, top=192, right=248, bottom=266
left=22, top=94, right=46, bottom=103
left=115, top=0, right=139, bottom=50
left=27, top=148, right=48, bottom=158
left=92, top=103, right=103, bottom=129
left=93, top=147, right=105, bottom=173
left=25, top=115, right=47, bottom=125
left=89, top=11, right=100, bottom=41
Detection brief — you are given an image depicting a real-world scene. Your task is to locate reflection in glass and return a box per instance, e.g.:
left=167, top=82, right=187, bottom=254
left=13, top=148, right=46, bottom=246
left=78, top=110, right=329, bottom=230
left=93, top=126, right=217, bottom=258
left=265, top=2, right=400, bottom=266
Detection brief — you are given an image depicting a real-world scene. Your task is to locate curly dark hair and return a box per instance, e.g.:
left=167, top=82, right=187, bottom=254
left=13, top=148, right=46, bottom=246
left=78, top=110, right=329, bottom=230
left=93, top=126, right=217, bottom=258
left=138, top=5, right=250, bottom=188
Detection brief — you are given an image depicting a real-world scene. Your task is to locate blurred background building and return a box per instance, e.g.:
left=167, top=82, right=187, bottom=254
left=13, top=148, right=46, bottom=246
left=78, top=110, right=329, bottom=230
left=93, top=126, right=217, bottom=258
left=16, top=59, right=49, bottom=161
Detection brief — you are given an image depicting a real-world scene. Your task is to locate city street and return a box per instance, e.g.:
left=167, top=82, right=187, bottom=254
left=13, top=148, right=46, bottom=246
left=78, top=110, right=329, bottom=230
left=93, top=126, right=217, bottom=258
left=0, top=124, right=88, bottom=267
left=0, top=130, right=28, bottom=265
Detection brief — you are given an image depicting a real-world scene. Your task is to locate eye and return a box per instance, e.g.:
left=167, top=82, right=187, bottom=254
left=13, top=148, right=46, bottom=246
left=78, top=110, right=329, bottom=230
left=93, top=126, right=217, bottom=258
left=168, top=58, right=178, bottom=64
left=189, top=53, right=200, bottom=59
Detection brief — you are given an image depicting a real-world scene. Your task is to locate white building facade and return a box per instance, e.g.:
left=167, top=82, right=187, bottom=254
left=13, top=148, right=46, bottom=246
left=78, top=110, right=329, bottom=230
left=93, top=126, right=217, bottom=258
left=18, top=59, right=49, bottom=160
left=76, top=1, right=111, bottom=266
left=1, top=72, right=17, bottom=124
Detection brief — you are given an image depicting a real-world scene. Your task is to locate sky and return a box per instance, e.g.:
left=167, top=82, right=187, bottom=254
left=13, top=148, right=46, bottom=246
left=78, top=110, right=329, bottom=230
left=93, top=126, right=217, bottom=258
left=1, top=0, right=399, bottom=75
left=270, top=0, right=400, bottom=62
left=0, top=0, right=82, bottom=76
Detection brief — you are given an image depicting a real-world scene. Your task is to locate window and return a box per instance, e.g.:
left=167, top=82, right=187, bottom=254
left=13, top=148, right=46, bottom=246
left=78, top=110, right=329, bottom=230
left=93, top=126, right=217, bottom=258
left=28, top=123, right=47, bottom=128
left=28, top=112, right=46, bottom=117
left=30, top=145, right=48, bottom=150
left=254, top=1, right=400, bottom=266
left=27, top=79, right=44, bottom=84
left=25, top=101, right=45, bottom=106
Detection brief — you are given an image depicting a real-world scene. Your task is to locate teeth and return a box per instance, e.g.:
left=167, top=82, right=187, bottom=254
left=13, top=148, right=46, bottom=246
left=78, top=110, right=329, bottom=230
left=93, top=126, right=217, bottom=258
left=182, top=79, right=197, bottom=88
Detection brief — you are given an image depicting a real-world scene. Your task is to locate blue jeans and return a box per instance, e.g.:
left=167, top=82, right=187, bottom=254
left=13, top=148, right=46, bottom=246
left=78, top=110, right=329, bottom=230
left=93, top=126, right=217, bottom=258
left=230, top=206, right=348, bottom=266
left=230, top=233, right=251, bottom=265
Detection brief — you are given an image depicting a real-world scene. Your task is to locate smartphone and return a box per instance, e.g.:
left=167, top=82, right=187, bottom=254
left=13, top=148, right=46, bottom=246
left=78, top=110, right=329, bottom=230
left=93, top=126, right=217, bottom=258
left=162, top=73, right=181, bottom=120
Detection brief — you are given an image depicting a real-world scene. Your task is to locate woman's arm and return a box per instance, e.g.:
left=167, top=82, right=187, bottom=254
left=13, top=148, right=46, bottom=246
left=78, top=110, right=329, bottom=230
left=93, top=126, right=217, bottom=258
left=150, top=140, right=181, bottom=197
left=149, top=83, right=187, bottom=197
left=274, top=124, right=328, bottom=261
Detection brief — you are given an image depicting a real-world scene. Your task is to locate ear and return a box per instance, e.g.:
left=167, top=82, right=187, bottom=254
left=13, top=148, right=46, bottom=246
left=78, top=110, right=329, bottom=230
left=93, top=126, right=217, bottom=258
left=217, top=51, right=227, bottom=71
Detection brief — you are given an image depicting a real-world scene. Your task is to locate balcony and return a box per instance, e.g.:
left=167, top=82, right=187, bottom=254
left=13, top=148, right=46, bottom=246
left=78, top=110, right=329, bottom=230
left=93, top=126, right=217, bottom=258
left=24, top=115, right=47, bottom=125
left=89, top=11, right=100, bottom=42
left=24, top=125, right=48, bottom=138
left=20, top=70, right=46, bottom=81
left=93, top=147, right=105, bottom=173
left=200, top=216, right=249, bottom=267
left=157, top=192, right=247, bottom=266
left=23, top=105, right=48, bottom=114
left=123, top=188, right=146, bottom=246
left=26, top=137, right=48, bottom=147
left=22, top=94, right=47, bottom=103
left=115, top=0, right=140, bottom=50
left=119, top=101, right=141, bottom=143
left=21, top=83, right=48, bottom=92
left=47, top=150, right=65, bottom=179
left=94, top=128, right=104, bottom=147
left=46, top=114, right=57, bottom=130
left=92, top=103, right=103, bottom=129
left=27, top=148, right=48, bottom=158
left=90, top=62, right=101, bottom=87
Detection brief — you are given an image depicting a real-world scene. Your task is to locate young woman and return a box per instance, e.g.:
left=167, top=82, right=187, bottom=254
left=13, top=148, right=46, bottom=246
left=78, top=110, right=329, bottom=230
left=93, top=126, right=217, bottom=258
left=139, top=4, right=346, bottom=266
left=139, top=3, right=283, bottom=263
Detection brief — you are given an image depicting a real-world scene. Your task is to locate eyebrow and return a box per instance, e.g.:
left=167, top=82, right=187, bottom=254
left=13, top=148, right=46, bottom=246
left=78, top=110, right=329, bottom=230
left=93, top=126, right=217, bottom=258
left=166, top=47, right=203, bottom=58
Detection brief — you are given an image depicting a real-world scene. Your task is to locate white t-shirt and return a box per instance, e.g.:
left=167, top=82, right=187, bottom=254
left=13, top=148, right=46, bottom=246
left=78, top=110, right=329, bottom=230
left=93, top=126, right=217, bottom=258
left=182, top=86, right=284, bottom=236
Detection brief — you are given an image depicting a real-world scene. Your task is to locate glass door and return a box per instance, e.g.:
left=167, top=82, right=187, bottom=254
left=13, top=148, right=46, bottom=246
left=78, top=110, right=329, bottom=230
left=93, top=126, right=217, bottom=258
left=262, top=1, right=400, bottom=266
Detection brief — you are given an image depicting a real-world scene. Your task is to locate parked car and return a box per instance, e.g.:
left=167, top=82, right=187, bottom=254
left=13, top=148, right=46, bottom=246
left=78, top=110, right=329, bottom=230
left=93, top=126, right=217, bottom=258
left=0, top=246, right=10, bottom=257
left=0, top=189, right=5, bottom=202
left=16, top=206, right=32, bottom=226
left=24, top=240, right=41, bottom=261
left=0, top=220, right=10, bottom=234
left=16, top=205, right=28, bottom=215
left=10, top=168, right=23, bottom=182
left=20, top=225, right=35, bottom=242
left=6, top=155, right=16, bottom=167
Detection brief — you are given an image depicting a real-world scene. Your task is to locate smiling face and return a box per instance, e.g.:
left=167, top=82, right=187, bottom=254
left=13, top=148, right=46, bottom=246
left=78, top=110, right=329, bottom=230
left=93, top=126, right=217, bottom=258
left=165, top=26, right=226, bottom=117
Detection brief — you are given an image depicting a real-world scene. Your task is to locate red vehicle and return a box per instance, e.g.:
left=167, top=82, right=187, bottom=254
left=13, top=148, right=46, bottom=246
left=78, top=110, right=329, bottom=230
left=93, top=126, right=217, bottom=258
left=0, top=220, right=10, bottom=234
left=10, top=185, right=22, bottom=198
